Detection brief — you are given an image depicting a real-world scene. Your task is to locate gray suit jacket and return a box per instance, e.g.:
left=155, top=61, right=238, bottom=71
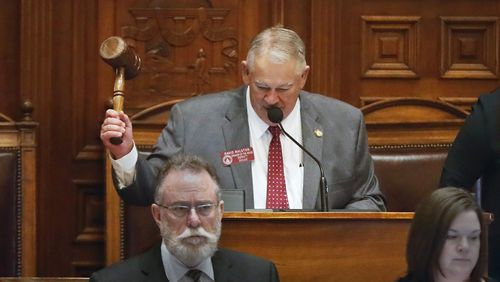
left=117, top=86, right=386, bottom=211
left=90, top=245, right=280, bottom=282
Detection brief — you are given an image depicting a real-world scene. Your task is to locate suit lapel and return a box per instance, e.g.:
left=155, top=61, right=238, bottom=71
left=300, top=94, right=324, bottom=209
left=139, top=245, right=170, bottom=282
left=221, top=87, right=254, bottom=208
left=212, top=250, right=233, bottom=282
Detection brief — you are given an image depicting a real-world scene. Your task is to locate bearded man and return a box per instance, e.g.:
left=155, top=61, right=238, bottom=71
left=90, top=154, right=280, bottom=282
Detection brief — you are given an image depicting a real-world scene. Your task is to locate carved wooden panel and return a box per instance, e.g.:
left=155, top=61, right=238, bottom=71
left=441, top=16, right=499, bottom=79
left=112, top=0, right=241, bottom=114
left=361, top=98, right=468, bottom=145
left=74, top=180, right=104, bottom=243
left=361, top=16, right=420, bottom=78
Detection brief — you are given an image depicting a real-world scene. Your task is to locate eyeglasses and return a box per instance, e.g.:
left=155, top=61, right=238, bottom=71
left=155, top=202, right=219, bottom=218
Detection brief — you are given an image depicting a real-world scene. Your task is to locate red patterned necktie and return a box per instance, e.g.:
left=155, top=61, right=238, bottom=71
left=266, top=126, right=289, bottom=209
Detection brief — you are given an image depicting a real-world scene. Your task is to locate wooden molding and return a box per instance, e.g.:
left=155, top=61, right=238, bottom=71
left=440, top=16, right=499, bottom=79
left=361, top=16, right=420, bottom=78
left=74, top=180, right=105, bottom=244
left=361, top=97, right=468, bottom=145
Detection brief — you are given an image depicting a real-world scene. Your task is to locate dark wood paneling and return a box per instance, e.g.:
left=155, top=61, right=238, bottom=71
left=18, top=0, right=105, bottom=277
left=0, top=0, right=20, bottom=119
left=308, top=0, right=340, bottom=98
left=1, top=0, right=499, bottom=277
left=341, top=0, right=500, bottom=107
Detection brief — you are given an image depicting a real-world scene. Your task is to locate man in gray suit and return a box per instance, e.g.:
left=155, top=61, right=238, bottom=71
left=90, top=154, right=279, bottom=282
left=100, top=26, right=386, bottom=211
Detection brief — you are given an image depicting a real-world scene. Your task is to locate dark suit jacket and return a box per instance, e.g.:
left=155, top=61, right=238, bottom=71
left=116, top=86, right=386, bottom=211
left=440, top=89, right=500, bottom=279
left=90, top=245, right=280, bottom=282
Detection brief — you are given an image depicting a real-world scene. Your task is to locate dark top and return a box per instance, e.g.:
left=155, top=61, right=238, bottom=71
left=90, top=244, right=280, bottom=282
left=440, top=88, right=500, bottom=280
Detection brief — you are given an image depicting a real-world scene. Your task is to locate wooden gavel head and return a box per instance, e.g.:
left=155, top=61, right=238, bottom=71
left=99, top=36, right=141, bottom=80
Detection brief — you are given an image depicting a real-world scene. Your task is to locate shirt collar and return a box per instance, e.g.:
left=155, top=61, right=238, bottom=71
left=160, top=241, right=214, bottom=281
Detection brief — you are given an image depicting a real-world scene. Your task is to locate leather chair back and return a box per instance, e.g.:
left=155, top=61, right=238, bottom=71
left=370, top=144, right=450, bottom=211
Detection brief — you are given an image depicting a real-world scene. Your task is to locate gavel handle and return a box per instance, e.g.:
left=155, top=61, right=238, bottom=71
left=110, top=67, right=125, bottom=145
left=109, top=93, right=124, bottom=145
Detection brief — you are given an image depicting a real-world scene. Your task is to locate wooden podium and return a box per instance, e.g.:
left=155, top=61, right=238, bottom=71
left=220, top=212, right=413, bottom=282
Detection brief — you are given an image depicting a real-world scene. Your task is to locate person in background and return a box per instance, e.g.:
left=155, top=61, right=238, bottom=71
left=100, top=26, right=385, bottom=211
left=440, top=88, right=500, bottom=280
left=397, top=187, right=494, bottom=282
left=90, top=154, right=280, bottom=282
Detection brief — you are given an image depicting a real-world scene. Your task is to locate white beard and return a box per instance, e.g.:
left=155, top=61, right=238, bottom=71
left=160, top=217, right=221, bottom=267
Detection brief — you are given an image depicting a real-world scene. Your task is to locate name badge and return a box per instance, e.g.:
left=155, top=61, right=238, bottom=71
left=220, top=147, right=255, bottom=166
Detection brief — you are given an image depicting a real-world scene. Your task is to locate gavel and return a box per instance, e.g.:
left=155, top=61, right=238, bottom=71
left=99, top=36, right=141, bottom=145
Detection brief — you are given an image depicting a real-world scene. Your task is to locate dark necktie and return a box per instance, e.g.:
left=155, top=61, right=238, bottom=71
left=266, top=126, right=289, bottom=209
left=186, top=269, right=202, bottom=282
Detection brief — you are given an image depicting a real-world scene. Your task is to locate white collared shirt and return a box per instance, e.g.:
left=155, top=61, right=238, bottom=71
left=245, top=87, right=304, bottom=209
left=160, top=241, right=214, bottom=282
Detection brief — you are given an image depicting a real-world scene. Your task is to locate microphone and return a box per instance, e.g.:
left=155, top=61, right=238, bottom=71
left=267, top=106, right=329, bottom=212
left=99, top=36, right=142, bottom=145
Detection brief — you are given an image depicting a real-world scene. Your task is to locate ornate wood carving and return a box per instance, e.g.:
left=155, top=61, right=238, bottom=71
left=118, top=2, right=239, bottom=112
left=361, top=16, right=420, bottom=78
left=440, top=16, right=499, bottom=79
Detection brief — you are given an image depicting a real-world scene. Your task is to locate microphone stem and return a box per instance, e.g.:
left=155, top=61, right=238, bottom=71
left=278, top=123, right=329, bottom=211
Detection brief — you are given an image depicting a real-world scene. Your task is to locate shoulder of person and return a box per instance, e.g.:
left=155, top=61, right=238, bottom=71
left=90, top=244, right=160, bottom=281
left=90, top=257, right=140, bottom=281
left=473, top=89, right=500, bottom=134
left=477, top=88, right=500, bottom=110
left=300, top=91, right=360, bottom=111
left=299, top=91, right=363, bottom=123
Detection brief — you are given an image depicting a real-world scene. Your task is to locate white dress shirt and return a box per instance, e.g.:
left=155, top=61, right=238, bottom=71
left=245, top=87, right=304, bottom=209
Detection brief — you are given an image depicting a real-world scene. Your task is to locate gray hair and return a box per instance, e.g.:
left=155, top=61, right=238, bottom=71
left=154, top=154, right=221, bottom=203
left=246, top=26, right=307, bottom=75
